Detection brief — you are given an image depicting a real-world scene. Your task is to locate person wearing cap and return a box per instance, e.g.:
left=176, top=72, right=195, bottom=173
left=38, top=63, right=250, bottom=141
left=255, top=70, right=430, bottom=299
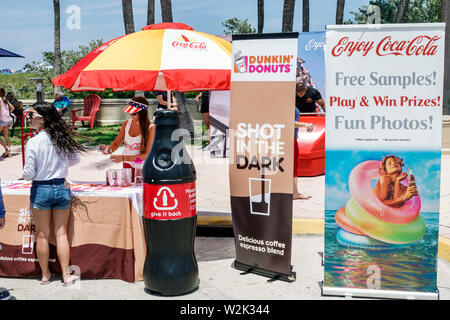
left=194, top=91, right=211, bottom=149
left=295, top=81, right=325, bottom=113
left=99, top=97, right=155, bottom=179
left=53, top=92, right=71, bottom=116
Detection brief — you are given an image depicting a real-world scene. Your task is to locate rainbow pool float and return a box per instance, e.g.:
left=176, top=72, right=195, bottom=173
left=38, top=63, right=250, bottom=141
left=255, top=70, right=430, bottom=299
left=334, top=160, right=426, bottom=250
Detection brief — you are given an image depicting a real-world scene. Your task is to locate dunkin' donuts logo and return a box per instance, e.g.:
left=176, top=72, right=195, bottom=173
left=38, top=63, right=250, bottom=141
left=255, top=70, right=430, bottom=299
left=172, top=34, right=207, bottom=50
left=234, top=50, right=294, bottom=74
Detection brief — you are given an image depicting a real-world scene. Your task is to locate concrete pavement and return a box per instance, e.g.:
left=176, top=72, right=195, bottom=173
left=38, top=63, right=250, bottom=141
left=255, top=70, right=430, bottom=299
left=1, top=236, right=449, bottom=300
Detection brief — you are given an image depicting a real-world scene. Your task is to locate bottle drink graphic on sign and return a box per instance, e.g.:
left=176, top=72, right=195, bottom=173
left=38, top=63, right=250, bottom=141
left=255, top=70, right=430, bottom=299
left=142, top=109, right=198, bottom=296
left=134, top=157, right=143, bottom=185
left=409, top=171, right=416, bottom=188
left=234, top=50, right=247, bottom=73
left=406, top=165, right=416, bottom=188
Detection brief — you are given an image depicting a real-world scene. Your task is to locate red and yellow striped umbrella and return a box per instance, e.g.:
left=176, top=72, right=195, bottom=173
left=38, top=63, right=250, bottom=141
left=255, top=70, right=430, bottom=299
left=52, top=23, right=232, bottom=92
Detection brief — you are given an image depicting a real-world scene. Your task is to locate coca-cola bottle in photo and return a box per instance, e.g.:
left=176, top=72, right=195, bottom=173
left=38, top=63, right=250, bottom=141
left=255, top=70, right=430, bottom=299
left=409, top=171, right=416, bottom=188
left=142, top=109, right=198, bottom=296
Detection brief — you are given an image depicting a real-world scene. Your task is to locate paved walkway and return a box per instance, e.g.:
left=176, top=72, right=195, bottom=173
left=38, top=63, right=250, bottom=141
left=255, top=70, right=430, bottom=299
left=1, top=236, right=449, bottom=300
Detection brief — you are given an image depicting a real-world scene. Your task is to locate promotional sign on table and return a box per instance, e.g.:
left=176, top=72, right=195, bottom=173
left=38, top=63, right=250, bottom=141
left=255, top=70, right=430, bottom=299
left=322, top=24, right=445, bottom=299
left=0, top=181, right=146, bottom=282
left=229, top=33, right=298, bottom=280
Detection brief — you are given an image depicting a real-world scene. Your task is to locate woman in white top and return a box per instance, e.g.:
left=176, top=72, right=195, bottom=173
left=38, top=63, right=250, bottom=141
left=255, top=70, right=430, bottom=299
left=99, top=97, right=155, bottom=179
left=23, top=102, right=85, bottom=286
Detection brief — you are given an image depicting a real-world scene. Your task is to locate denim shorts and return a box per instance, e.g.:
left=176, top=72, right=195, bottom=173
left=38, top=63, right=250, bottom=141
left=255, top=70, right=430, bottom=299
left=30, top=179, right=72, bottom=211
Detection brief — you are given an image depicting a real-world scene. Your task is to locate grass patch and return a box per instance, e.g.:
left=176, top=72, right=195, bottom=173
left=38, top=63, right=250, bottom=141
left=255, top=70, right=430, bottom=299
left=6, top=123, right=207, bottom=147
left=6, top=125, right=122, bottom=147
left=72, top=125, right=122, bottom=146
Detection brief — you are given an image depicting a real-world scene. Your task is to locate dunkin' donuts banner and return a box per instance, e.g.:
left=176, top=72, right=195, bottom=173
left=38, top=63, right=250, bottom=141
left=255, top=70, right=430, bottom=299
left=229, top=33, right=298, bottom=279
left=323, top=24, right=445, bottom=299
left=209, top=32, right=326, bottom=159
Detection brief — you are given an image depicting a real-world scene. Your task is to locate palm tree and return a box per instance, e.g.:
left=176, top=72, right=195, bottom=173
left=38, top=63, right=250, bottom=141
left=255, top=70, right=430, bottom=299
left=394, top=0, right=410, bottom=23
left=282, top=0, right=295, bottom=32
left=53, top=0, right=61, bottom=81
left=302, top=0, right=309, bottom=32
left=257, top=0, right=264, bottom=33
left=336, top=0, right=345, bottom=24
left=160, top=0, right=173, bottom=23
left=147, top=0, right=155, bottom=25
left=122, top=0, right=135, bottom=34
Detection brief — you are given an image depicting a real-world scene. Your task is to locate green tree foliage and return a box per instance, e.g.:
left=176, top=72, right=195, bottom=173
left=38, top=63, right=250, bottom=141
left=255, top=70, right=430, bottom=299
left=346, top=0, right=441, bottom=24
left=0, top=73, right=39, bottom=101
left=9, top=39, right=203, bottom=100
left=221, top=18, right=256, bottom=35
left=22, top=39, right=138, bottom=100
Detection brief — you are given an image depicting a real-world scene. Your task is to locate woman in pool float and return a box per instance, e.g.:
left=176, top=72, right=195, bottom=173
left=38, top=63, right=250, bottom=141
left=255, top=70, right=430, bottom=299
left=373, top=155, right=418, bottom=208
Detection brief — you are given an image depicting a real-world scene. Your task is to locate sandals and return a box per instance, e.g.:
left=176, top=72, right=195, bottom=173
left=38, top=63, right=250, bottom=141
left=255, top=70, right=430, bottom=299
left=62, top=275, right=80, bottom=287
left=1, top=147, right=11, bottom=158
left=40, top=273, right=57, bottom=285
left=293, top=193, right=312, bottom=200
left=39, top=273, right=80, bottom=287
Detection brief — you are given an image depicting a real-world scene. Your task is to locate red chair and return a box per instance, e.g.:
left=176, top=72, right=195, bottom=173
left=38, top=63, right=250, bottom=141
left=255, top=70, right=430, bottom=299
left=21, top=111, right=35, bottom=167
left=71, top=94, right=102, bottom=130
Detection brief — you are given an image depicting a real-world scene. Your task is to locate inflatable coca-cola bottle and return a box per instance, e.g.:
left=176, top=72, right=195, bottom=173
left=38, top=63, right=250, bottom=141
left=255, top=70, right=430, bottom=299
left=142, top=109, right=198, bottom=296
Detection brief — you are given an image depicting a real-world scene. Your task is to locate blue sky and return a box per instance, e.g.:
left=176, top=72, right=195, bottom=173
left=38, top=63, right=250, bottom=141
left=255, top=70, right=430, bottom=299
left=0, top=0, right=369, bottom=70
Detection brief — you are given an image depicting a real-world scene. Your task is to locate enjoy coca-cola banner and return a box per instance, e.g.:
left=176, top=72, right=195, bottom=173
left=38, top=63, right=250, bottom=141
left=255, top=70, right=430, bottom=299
left=322, top=24, right=445, bottom=300
left=229, top=33, right=298, bottom=280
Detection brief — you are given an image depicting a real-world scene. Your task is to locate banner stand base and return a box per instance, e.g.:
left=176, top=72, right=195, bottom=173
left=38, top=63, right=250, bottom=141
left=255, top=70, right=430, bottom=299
left=232, top=260, right=296, bottom=283
left=321, top=282, right=439, bottom=300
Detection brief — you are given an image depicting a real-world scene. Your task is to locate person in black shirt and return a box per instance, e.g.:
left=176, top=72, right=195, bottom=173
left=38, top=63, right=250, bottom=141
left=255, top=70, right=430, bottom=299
left=154, top=91, right=178, bottom=110
left=295, top=82, right=325, bottom=113
left=195, top=91, right=210, bottom=130
left=195, top=91, right=211, bottom=149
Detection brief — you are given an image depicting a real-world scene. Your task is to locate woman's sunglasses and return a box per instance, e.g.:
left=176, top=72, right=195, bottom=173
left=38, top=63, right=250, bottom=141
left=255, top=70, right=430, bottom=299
left=27, top=111, right=43, bottom=119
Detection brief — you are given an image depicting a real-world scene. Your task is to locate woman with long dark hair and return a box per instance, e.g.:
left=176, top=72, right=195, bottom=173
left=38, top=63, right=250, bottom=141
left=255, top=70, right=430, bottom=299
left=23, top=102, right=86, bottom=286
left=99, top=97, right=155, bottom=178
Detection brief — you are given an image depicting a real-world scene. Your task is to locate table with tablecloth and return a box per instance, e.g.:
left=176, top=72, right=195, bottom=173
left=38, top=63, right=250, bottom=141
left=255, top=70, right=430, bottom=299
left=0, top=180, right=146, bottom=282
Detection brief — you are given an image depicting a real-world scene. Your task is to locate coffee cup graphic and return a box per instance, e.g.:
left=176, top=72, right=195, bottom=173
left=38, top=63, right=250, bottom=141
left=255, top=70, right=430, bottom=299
left=22, top=235, right=35, bottom=255
left=249, top=177, right=271, bottom=215
left=234, top=51, right=247, bottom=73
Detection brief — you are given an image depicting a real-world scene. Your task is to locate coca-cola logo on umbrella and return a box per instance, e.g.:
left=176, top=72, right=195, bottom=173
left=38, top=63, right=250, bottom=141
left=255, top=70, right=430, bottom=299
left=172, top=34, right=207, bottom=50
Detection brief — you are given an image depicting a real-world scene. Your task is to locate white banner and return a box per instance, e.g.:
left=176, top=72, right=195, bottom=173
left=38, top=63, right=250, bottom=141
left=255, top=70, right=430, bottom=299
left=325, top=23, right=445, bottom=151
left=323, top=23, right=445, bottom=300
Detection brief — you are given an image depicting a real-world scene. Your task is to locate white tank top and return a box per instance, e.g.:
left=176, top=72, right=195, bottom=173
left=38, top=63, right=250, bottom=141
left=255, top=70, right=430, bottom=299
left=123, top=119, right=142, bottom=167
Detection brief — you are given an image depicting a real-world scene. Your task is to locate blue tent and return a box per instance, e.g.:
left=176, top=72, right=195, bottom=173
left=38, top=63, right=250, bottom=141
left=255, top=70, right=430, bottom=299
left=0, top=48, right=24, bottom=58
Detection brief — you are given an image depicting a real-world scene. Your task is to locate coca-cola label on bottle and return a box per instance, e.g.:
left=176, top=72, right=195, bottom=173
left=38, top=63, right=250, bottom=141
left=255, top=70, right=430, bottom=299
left=143, top=182, right=196, bottom=220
